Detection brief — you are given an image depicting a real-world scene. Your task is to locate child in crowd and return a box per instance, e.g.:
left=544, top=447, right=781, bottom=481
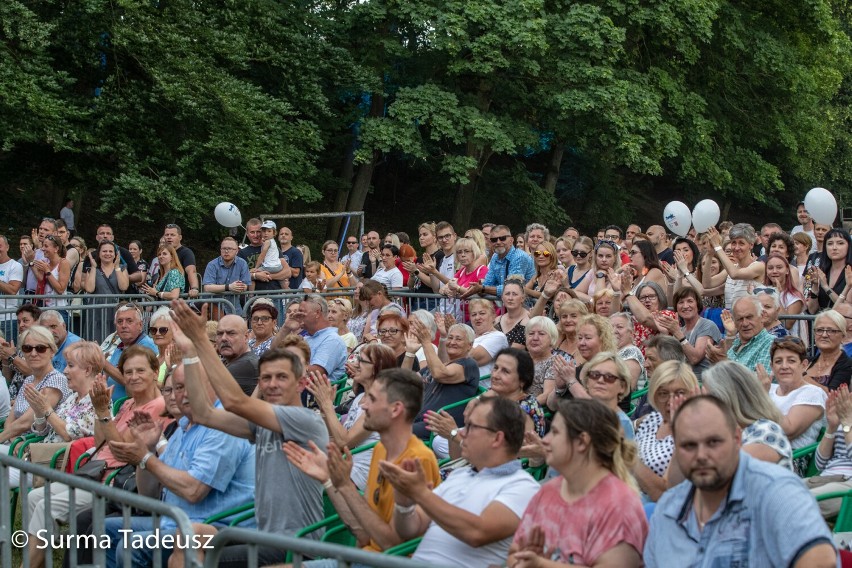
left=254, top=220, right=283, bottom=273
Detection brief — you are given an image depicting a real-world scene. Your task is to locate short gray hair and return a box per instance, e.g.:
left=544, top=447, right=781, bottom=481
left=448, top=323, right=475, bottom=344
left=526, top=315, right=558, bottom=348
left=728, top=223, right=758, bottom=245
left=526, top=223, right=550, bottom=241
left=303, top=294, right=328, bottom=316
left=150, top=307, right=172, bottom=325
left=38, top=310, right=65, bottom=326
left=733, top=295, right=764, bottom=318
left=816, top=309, right=846, bottom=333
left=411, top=310, right=437, bottom=340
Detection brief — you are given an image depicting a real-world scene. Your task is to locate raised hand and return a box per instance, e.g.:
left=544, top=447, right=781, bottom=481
left=23, top=384, right=49, bottom=417
left=327, top=442, right=353, bottom=488
left=169, top=299, right=208, bottom=344
left=305, top=371, right=334, bottom=410
left=90, top=374, right=114, bottom=417
left=706, top=226, right=722, bottom=247
left=423, top=409, right=458, bottom=439
left=378, top=458, right=431, bottom=503
left=755, top=364, right=772, bottom=391
left=720, top=309, right=736, bottom=336
left=551, top=356, right=576, bottom=388
left=434, top=313, right=449, bottom=337
left=281, top=440, right=330, bottom=483
left=654, top=312, right=679, bottom=335
left=662, top=261, right=679, bottom=283
left=674, top=249, right=689, bottom=274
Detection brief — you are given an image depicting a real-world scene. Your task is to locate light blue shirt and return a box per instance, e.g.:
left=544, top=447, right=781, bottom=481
left=483, top=247, right=535, bottom=296
left=202, top=256, right=251, bottom=315
left=53, top=332, right=82, bottom=373
left=159, top=402, right=256, bottom=530
left=305, top=326, right=347, bottom=381
left=108, top=334, right=158, bottom=401
left=645, top=451, right=834, bottom=568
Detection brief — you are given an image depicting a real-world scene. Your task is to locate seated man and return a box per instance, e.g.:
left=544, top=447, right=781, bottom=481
left=706, top=296, right=773, bottom=372
left=283, top=368, right=441, bottom=556
left=381, top=396, right=540, bottom=566
left=644, top=395, right=835, bottom=567
left=216, top=315, right=259, bottom=396
left=38, top=310, right=81, bottom=373
left=403, top=320, right=479, bottom=439
left=102, top=302, right=158, bottom=401
left=104, top=364, right=255, bottom=567
left=297, top=295, right=347, bottom=381
left=168, top=300, right=329, bottom=568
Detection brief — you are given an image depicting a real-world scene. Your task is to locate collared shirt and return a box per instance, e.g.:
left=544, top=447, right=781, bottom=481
left=159, top=402, right=256, bottom=530
left=341, top=250, right=363, bottom=271
left=304, top=326, right=347, bottom=381
left=52, top=332, right=82, bottom=373
left=482, top=247, right=535, bottom=296
left=726, top=328, right=773, bottom=371
left=108, top=334, right=159, bottom=401
left=645, top=452, right=834, bottom=568
left=202, top=255, right=251, bottom=315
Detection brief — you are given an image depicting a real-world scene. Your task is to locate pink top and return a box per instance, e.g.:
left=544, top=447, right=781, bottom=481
left=514, top=474, right=647, bottom=565
left=455, top=264, right=488, bottom=289
left=96, top=396, right=170, bottom=468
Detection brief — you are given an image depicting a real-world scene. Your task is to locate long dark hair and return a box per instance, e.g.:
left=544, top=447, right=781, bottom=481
left=633, top=239, right=664, bottom=273
left=817, top=228, right=852, bottom=269
left=672, top=237, right=701, bottom=278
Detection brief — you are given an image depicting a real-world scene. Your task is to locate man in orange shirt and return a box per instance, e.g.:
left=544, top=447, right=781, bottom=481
left=283, top=368, right=441, bottom=553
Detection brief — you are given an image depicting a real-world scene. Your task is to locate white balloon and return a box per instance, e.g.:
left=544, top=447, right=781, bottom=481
left=691, top=199, right=721, bottom=233
left=663, top=201, right=692, bottom=237
left=804, top=187, right=837, bottom=225
left=214, top=202, right=242, bottom=228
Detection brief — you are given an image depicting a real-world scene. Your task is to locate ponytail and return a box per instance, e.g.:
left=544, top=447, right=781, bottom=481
left=610, top=436, right=639, bottom=493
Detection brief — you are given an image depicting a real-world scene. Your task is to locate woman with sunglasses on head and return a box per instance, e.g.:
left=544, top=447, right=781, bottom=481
left=306, top=343, right=396, bottom=490
left=140, top=244, right=185, bottom=301
left=0, top=325, right=69, bottom=444
left=509, top=398, right=647, bottom=568
left=752, top=287, right=789, bottom=339
left=83, top=240, right=130, bottom=342
left=32, top=234, right=71, bottom=308
left=760, top=337, right=826, bottom=454
left=525, top=242, right=559, bottom=306
left=805, top=309, right=852, bottom=392
left=327, top=297, right=357, bottom=352
left=806, top=228, right=852, bottom=312
left=704, top=223, right=765, bottom=309
left=148, top=307, right=175, bottom=385
left=318, top=240, right=351, bottom=289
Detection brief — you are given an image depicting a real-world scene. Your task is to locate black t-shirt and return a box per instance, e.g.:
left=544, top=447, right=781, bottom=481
left=175, top=246, right=196, bottom=293
left=413, top=357, right=479, bottom=439
left=657, top=247, right=675, bottom=265
left=225, top=351, right=259, bottom=396
left=359, top=248, right=380, bottom=279
left=238, top=244, right=281, bottom=291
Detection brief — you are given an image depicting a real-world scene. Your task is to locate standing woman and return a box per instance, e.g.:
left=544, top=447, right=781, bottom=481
left=515, top=233, right=527, bottom=253
left=128, top=240, right=148, bottom=276
left=140, top=244, right=185, bottom=301
left=704, top=224, right=765, bottom=309
left=32, top=235, right=70, bottom=308
left=68, top=237, right=87, bottom=294
left=525, top=241, right=558, bottom=303
left=418, top=222, right=440, bottom=257
left=806, top=228, right=852, bottom=312
left=509, top=399, right=647, bottom=568
left=319, top=240, right=351, bottom=289
left=567, top=236, right=594, bottom=293
left=626, top=240, right=667, bottom=292
left=84, top=241, right=129, bottom=342
left=494, top=278, right=529, bottom=349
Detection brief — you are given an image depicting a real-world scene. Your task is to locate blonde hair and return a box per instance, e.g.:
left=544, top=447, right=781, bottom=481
left=463, top=229, right=487, bottom=257
left=64, top=341, right=106, bottom=374
left=454, top=237, right=482, bottom=260
left=577, top=314, right=617, bottom=353
left=580, top=351, right=632, bottom=401
left=648, top=361, right=699, bottom=413
left=468, top=298, right=497, bottom=317
left=526, top=316, right=558, bottom=348
left=702, top=361, right=783, bottom=426
left=20, top=325, right=58, bottom=354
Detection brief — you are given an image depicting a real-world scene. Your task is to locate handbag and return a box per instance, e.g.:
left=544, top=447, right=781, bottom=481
left=73, top=440, right=111, bottom=482
left=27, top=442, right=72, bottom=488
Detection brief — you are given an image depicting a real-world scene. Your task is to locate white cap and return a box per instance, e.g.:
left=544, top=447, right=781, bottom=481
left=261, top=220, right=277, bottom=230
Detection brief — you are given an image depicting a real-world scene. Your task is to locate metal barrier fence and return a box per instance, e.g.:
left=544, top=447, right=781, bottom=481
left=204, top=527, right=435, bottom=568
left=0, top=450, right=200, bottom=568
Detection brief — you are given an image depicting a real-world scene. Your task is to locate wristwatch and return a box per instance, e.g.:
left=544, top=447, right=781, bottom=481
left=596, top=271, right=605, bottom=279
left=450, top=428, right=459, bottom=442
left=842, top=424, right=851, bottom=433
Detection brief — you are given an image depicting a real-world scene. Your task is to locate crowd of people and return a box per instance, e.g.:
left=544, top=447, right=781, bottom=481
left=0, top=204, right=850, bottom=566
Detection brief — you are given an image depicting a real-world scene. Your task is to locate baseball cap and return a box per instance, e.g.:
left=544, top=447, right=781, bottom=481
left=261, top=220, right=277, bottom=230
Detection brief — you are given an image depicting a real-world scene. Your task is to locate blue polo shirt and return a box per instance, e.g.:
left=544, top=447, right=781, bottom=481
left=202, top=256, right=251, bottom=315
left=482, top=247, right=535, bottom=296
left=108, top=334, right=158, bottom=401
left=305, top=326, right=347, bottom=381
left=645, top=451, right=834, bottom=568
left=53, top=332, right=82, bottom=373
left=159, top=403, right=256, bottom=531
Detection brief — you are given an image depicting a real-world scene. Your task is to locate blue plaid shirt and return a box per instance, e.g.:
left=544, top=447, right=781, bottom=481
left=483, top=247, right=535, bottom=296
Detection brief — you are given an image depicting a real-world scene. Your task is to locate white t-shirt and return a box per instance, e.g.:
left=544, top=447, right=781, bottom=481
left=260, top=239, right=282, bottom=271
left=0, top=259, right=23, bottom=321
left=413, top=465, right=540, bottom=566
left=371, top=266, right=403, bottom=289
left=769, top=383, right=826, bottom=449
left=472, top=331, right=509, bottom=379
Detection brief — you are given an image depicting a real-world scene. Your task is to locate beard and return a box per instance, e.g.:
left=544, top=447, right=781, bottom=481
left=687, top=466, right=730, bottom=492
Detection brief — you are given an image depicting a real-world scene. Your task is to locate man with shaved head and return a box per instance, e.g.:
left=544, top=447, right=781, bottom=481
left=646, top=225, right=674, bottom=264
left=357, top=231, right=383, bottom=279
left=217, top=314, right=258, bottom=395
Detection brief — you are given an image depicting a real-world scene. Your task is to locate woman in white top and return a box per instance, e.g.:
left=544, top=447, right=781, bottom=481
left=32, top=236, right=70, bottom=307
left=467, top=298, right=508, bottom=384
left=761, top=336, right=826, bottom=449
left=306, top=343, right=397, bottom=490
left=704, top=223, right=765, bottom=309
left=370, top=244, right=403, bottom=289
left=327, top=297, right=357, bottom=352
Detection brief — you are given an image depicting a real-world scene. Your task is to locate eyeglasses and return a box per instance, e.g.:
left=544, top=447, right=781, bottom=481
left=437, top=234, right=454, bottom=241
left=325, top=248, right=338, bottom=253
left=655, top=389, right=688, bottom=401
left=490, top=235, right=509, bottom=243
left=533, top=251, right=552, bottom=258
left=22, top=344, right=50, bottom=354
left=165, top=223, right=180, bottom=229
left=347, top=241, right=358, bottom=245
left=251, top=316, right=273, bottom=324
left=378, top=328, right=401, bottom=336
left=571, top=250, right=589, bottom=258
left=462, top=422, right=497, bottom=434
left=638, top=295, right=658, bottom=302
left=815, top=328, right=842, bottom=336
left=587, top=370, right=621, bottom=384
left=161, top=384, right=186, bottom=396
left=220, top=247, right=238, bottom=252
left=357, top=355, right=373, bottom=365
left=148, top=326, right=170, bottom=336
left=605, top=234, right=621, bottom=240
left=630, top=250, right=641, bottom=256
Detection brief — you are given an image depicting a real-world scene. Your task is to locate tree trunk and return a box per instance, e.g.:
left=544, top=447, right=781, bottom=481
left=542, top=145, right=564, bottom=195
left=326, top=138, right=357, bottom=241
left=452, top=175, right=480, bottom=230
left=346, top=152, right=378, bottom=218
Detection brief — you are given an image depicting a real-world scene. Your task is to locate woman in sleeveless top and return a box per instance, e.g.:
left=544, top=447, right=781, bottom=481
left=32, top=235, right=70, bottom=308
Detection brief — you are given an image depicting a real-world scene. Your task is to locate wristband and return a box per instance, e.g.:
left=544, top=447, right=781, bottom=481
left=182, top=356, right=201, bottom=365
left=140, top=451, right=155, bottom=470
left=323, top=479, right=334, bottom=490
left=394, top=503, right=417, bottom=515
left=225, top=283, right=230, bottom=292
left=680, top=337, right=689, bottom=344
left=156, top=437, right=169, bottom=452
left=714, top=246, right=722, bottom=252
left=824, top=432, right=836, bottom=439
left=404, top=352, right=417, bottom=358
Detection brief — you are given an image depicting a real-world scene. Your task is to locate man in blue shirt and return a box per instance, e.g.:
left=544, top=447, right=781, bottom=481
left=298, top=294, right=347, bottom=381
left=102, top=303, right=158, bottom=401
left=202, top=237, right=251, bottom=315
left=645, top=395, right=836, bottom=568
left=38, top=310, right=80, bottom=373
left=463, top=225, right=534, bottom=298
left=105, top=364, right=255, bottom=568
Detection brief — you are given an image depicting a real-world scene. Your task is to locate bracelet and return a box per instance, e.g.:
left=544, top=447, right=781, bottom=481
left=225, top=283, right=230, bottom=292
left=33, top=416, right=46, bottom=425
left=566, top=379, right=578, bottom=389
left=541, top=293, right=553, bottom=300
left=824, top=432, right=836, bottom=439
left=156, top=437, right=169, bottom=452
left=839, top=294, right=846, bottom=302
left=714, top=246, right=722, bottom=252
left=680, top=337, right=689, bottom=344
left=394, top=503, right=417, bottom=515
left=182, top=356, right=201, bottom=365
left=323, top=479, right=334, bottom=490
left=404, top=352, right=417, bottom=358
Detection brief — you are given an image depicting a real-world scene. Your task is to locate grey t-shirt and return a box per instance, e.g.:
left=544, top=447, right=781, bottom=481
left=249, top=405, right=329, bottom=536
left=683, top=317, right=722, bottom=376
left=225, top=351, right=259, bottom=396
